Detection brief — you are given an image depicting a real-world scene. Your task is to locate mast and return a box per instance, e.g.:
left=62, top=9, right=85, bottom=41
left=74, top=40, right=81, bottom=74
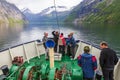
left=53, top=0, right=60, bottom=33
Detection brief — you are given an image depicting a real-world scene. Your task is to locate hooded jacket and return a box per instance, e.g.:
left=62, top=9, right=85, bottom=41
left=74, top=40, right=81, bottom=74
left=78, top=53, right=97, bottom=78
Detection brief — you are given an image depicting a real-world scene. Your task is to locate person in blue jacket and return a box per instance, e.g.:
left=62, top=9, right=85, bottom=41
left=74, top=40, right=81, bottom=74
left=66, top=34, right=72, bottom=56
left=69, top=32, right=76, bottom=58
left=77, top=46, right=97, bottom=80
left=66, top=33, right=76, bottom=58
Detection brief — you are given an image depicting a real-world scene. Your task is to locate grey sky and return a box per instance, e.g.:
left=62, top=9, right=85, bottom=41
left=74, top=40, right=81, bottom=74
left=7, top=0, right=83, bottom=13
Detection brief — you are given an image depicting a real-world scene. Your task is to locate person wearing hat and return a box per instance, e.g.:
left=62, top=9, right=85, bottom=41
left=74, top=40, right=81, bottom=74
left=77, top=46, right=97, bottom=80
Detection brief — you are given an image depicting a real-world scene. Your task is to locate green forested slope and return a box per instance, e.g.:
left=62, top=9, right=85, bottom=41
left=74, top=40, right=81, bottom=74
left=84, top=0, right=120, bottom=24
left=65, top=0, right=120, bottom=24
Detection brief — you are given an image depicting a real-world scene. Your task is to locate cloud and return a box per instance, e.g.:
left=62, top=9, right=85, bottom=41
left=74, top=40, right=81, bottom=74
left=7, top=0, right=82, bottom=13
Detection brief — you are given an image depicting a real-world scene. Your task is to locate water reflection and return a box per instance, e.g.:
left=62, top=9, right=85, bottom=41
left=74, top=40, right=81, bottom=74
left=75, top=24, right=120, bottom=55
left=0, top=23, right=120, bottom=56
left=0, top=23, right=25, bottom=49
left=0, top=23, right=79, bottom=50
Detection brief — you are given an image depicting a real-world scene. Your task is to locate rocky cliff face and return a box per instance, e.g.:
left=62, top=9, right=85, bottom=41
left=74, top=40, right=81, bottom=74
left=83, top=0, right=120, bottom=24
left=65, top=0, right=120, bottom=24
left=65, top=0, right=103, bottom=24
left=0, top=0, right=26, bottom=24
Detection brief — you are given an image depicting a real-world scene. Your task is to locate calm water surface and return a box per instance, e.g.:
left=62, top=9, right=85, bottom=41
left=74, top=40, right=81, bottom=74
left=0, top=23, right=120, bottom=56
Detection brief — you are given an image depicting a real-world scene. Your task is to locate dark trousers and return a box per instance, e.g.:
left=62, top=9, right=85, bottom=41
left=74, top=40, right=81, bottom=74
left=84, top=78, right=93, bottom=80
left=70, top=47, right=75, bottom=58
left=67, top=45, right=71, bottom=56
left=43, top=43, right=47, bottom=49
left=102, top=69, right=114, bottom=80
left=43, top=43, right=49, bottom=59
left=59, top=45, right=65, bottom=56
left=54, top=44, right=58, bottom=52
left=96, top=74, right=102, bottom=80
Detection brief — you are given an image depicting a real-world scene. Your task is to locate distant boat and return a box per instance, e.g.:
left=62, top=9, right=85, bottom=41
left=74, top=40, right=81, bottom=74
left=0, top=38, right=119, bottom=80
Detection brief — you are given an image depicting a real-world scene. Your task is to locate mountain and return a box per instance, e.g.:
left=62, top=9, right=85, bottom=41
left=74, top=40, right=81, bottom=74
left=22, top=6, right=70, bottom=23
left=0, top=0, right=26, bottom=24
left=21, top=8, right=38, bottom=21
left=65, top=0, right=120, bottom=24
left=64, top=0, right=102, bottom=24
left=21, top=8, right=33, bottom=14
left=83, top=0, right=120, bottom=24
left=39, top=6, right=68, bottom=16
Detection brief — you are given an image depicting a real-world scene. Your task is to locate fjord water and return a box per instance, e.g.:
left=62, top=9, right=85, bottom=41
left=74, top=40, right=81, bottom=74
left=0, top=23, right=120, bottom=56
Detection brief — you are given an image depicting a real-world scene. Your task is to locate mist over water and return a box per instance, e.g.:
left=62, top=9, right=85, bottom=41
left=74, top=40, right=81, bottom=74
left=0, top=23, right=120, bottom=56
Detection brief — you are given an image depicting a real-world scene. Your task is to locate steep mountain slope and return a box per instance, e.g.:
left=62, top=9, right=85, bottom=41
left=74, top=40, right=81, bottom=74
left=21, top=8, right=38, bottom=21
left=0, top=0, right=26, bottom=24
left=65, top=0, right=102, bottom=23
left=22, top=6, right=70, bottom=23
left=84, top=0, right=120, bottom=24
left=65, top=0, right=120, bottom=24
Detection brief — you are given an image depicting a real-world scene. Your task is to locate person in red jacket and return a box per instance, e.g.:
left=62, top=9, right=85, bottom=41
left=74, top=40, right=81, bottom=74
left=58, top=33, right=66, bottom=56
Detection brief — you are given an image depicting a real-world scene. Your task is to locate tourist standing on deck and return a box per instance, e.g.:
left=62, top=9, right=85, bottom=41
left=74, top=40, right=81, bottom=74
left=69, top=32, right=76, bottom=58
left=58, top=33, right=66, bottom=56
left=42, top=32, right=48, bottom=48
left=78, top=46, right=97, bottom=80
left=42, top=32, right=48, bottom=59
left=66, top=34, right=71, bottom=56
left=99, top=41, right=118, bottom=80
left=52, top=31, right=59, bottom=52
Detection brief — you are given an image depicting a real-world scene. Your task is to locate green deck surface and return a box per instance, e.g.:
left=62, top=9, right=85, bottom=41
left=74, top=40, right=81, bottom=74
left=28, top=54, right=80, bottom=70
left=5, top=54, right=83, bottom=80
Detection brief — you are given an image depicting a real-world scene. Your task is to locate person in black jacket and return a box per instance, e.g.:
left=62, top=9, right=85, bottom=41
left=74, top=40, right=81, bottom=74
left=52, top=31, right=59, bottom=52
left=99, top=41, right=118, bottom=80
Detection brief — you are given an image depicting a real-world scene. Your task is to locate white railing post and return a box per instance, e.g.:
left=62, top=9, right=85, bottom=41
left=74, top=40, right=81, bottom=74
left=34, top=41, right=40, bottom=58
left=9, top=48, right=13, bottom=62
left=23, top=44, right=29, bottom=63
left=74, top=41, right=82, bottom=59
left=90, top=45, right=93, bottom=54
